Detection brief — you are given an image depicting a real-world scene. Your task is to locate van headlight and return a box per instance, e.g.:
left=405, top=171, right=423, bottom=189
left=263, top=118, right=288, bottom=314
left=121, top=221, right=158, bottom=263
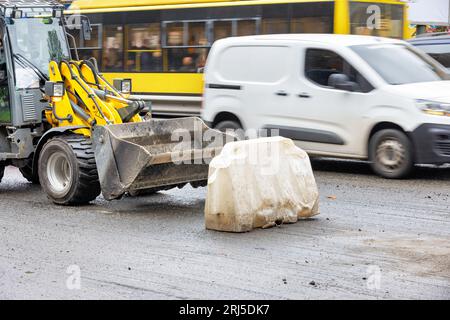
left=416, top=99, right=450, bottom=117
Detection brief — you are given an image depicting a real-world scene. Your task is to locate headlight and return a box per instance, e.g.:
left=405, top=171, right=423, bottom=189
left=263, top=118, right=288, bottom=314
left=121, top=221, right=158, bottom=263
left=113, top=79, right=132, bottom=94
left=45, top=81, right=65, bottom=98
left=416, top=99, right=450, bottom=117
left=53, top=83, right=65, bottom=97
left=121, top=79, right=132, bottom=94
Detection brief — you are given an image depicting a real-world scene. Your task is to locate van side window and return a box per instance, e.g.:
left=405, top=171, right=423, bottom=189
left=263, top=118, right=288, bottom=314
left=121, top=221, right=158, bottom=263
left=218, top=46, right=290, bottom=84
left=305, top=48, right=373, bottom=93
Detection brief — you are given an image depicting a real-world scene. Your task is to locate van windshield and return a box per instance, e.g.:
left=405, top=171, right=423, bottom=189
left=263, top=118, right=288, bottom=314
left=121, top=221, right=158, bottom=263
left=414, top=43, right=450, bottom=69
left=351, top=43, right=450, bottom=85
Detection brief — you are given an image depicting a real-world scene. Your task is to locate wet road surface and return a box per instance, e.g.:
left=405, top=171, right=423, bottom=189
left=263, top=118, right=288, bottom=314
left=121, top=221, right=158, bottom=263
left=0, top=161, right=449, bottom=299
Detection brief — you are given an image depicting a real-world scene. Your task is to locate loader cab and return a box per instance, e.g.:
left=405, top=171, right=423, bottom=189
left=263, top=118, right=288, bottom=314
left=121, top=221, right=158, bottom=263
left=0, top=2, right=216, bottom=205
left=0, top=2, right=71, bottom=162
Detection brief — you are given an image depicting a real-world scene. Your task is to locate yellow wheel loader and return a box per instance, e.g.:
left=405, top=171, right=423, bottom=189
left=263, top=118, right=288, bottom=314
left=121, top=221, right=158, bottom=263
left=0, top=1, right=231, bottom=204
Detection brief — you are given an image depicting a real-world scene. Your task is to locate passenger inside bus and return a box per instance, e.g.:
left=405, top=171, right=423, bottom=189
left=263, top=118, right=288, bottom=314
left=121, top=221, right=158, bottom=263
left=179, top=56, right=196, bottom=72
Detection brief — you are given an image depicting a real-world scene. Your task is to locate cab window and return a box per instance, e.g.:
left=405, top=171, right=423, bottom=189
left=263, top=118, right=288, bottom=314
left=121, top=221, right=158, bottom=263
left=0, top=36, right=10, bottom=123
left=304, top=48, right=374, bottom=93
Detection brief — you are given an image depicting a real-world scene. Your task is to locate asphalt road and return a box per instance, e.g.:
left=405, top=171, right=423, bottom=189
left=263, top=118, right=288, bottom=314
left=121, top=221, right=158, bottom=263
left=0, top=161, right=449, bottom=300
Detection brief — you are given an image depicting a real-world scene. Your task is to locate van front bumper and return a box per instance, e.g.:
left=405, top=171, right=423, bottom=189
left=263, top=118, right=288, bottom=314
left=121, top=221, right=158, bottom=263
left=411, top=123, right=450, bottom=164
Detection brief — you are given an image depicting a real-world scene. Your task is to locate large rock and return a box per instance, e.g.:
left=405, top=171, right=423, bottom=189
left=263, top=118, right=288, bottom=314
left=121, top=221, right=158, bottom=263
left=205, top=137, right=320, bottom=232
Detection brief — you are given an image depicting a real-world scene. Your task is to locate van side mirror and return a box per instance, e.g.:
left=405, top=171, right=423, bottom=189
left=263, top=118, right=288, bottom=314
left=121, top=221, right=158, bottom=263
left=328, top=73, right=358, bottom=92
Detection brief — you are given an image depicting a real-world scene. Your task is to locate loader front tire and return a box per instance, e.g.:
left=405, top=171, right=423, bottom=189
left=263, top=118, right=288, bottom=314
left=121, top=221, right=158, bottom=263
left=38, top=135, right=101, bottom=205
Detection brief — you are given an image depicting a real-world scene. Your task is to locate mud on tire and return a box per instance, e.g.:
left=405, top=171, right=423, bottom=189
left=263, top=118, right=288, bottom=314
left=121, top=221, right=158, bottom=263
left=38, top=135, right=101, bottom=205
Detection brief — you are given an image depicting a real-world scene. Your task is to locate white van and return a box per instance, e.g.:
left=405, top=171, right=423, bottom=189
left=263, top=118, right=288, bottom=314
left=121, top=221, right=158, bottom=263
left=202, top=34, right=450, bottom=178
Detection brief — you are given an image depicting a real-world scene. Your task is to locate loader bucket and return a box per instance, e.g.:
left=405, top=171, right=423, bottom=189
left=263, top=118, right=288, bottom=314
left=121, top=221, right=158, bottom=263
left=92, top=117, right=233, bottom=200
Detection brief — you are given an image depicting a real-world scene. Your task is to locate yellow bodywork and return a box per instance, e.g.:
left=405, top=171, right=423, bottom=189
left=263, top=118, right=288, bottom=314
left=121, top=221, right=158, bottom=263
left=46, top=60, right=142, bottom=137
left=43, top=60, right=229, bottom=201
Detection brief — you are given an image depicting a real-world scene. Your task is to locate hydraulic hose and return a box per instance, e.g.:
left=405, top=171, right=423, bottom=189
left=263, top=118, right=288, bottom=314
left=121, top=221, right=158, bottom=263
left=61, top=60, right=112, bottom=124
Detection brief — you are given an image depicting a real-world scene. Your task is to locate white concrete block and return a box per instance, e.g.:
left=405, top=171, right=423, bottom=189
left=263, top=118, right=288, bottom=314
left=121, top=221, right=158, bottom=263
left=205, top=137, right=320, bottom=232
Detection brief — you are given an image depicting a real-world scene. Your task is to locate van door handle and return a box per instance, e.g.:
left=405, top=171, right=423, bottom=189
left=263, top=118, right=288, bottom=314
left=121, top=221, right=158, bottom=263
left=298, top=93, right=311, bottom=98
left=275, top=90, right=289, bottom=96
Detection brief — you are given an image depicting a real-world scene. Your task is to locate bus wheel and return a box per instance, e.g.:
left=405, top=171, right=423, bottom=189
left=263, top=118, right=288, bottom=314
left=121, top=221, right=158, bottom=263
left=369, top=129, right=414, bottom=179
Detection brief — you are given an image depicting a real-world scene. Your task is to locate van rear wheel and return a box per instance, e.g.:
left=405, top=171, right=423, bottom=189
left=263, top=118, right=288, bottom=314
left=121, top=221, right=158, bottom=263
left=369, top=129, right=414, bottom=179
left=38, top=135, right=101, bottom=205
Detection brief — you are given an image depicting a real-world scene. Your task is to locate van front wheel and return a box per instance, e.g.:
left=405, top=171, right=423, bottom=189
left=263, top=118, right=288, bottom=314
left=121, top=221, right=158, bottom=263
left=214, top=121, right=244, bottom=140
left=369, top=129, right=414, bottom=179
left=214, top=120, right=242, bottom=131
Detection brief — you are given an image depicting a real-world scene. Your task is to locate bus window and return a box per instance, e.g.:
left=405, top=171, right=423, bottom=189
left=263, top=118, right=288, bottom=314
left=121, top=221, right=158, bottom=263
left=102, top=25, right=124, bottom=71
left=127, top=23, right=162, bottom=72
left=214, top=21, right=233, bottom=40
left=166, top=22, right=184, bottom=46
left=166, top=47, right=208, bottom=72
left=291, top=2, right=334, bottom=33
left=69, top=27, right=82, bottom=49
left=77, top=24, right=101, bottom=66
left=291, top=17, right=332, bottom=33
left=163, top=21, right=209, bottom=72
left=262, top=18, right=289, bottom=34
left=261, top=4, right=289, bottom=34
left=188, top=21, right=208, bottom=46
left=350, top=2, right=404, bottom=39
left=79, top=49, right=101, bottom=64
left=84, top=25, right=101, bottom=49
left=236, top=20, right=258, bottom=36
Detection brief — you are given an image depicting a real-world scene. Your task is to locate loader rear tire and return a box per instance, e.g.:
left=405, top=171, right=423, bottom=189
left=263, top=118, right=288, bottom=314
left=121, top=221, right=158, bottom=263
left=38, top=135, right=101, bottom=205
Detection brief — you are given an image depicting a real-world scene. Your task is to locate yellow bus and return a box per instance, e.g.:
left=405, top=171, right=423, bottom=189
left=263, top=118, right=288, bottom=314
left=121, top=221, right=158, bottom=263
left=67, top=0, right=409, bottom=116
